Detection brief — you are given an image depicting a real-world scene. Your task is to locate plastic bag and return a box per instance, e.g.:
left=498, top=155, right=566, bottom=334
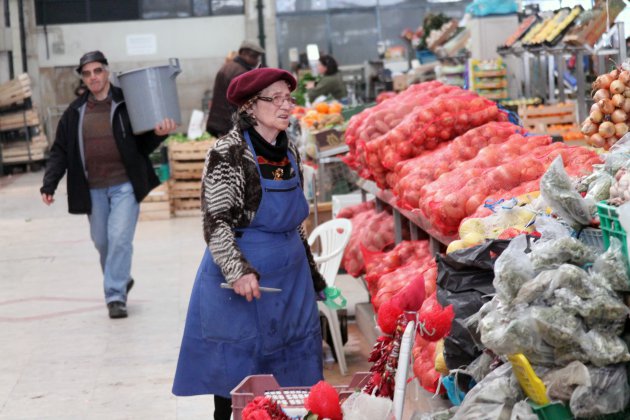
left=540, top=156, right=594, bottom=228
left=513, top=270, right=554, bottom=305
left=479, top=302, right=555, bottom=365
left=341, top=392, right=394, bottom=420
left=452, top=363, right=522, bottom=420
left=580, top=330, right=630, bottom=367
left=529, top=236, right=597, bottom=271
left=493, top=235, right=534, bottom=304
left=509, top=401, right=537, bottom=420
left=592, top=237, right=630, bottom=291
left=604, top=133, right=630, bottom=175
left=569, top=364, right=630, bottom=417
left=585, top=171, right=614, bottom=203
left=530, top=305, right=585, bottom=348
left=542, top=361, right=590, bottom=401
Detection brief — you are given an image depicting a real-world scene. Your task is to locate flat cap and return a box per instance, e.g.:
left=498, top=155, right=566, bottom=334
left=227, top=68, right=297, bottom=107
left=239, top=40, right=265, bottom=54
left=76, top=50, right=108, bottom=74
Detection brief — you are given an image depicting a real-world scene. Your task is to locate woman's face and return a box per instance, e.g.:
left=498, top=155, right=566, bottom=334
left=317, top=62, right=327, bottom=75
left=251, top=81, right=294, bottom=132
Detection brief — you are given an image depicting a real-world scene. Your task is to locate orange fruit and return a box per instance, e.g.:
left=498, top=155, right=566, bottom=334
left=315, top=102, right=329, bottom=114
left=329, top=102, right=343, bottom=114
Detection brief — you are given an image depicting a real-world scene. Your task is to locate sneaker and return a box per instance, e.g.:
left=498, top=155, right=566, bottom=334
left=126, top=278, right=134, bottom=294
left=107, top=301, right=128, bottom=319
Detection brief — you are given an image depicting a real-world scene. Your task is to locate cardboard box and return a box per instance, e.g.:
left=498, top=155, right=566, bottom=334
left=313, top=128, right=345, bottom=153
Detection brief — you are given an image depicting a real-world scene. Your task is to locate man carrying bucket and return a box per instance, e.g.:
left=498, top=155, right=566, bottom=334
left=40, top=51, right=177, bottom=319
left=206, top=40, right=265, bottom=138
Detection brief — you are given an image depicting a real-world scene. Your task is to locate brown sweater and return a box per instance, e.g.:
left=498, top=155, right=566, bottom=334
left=83, top=96, right=128, bottom=188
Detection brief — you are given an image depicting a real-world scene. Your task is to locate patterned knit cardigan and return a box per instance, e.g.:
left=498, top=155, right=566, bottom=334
left=201, top=127, right=326, bottom=292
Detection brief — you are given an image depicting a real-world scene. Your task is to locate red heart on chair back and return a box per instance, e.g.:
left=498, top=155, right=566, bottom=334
left=336, top=228, right=345, bottom=234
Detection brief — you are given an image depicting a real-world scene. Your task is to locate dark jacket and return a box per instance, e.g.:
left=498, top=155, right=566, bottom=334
left=40, top=85, right=166, bottom=215
left=206, top=56, right=253, bottom=137
left=307, top=73, right=347, bottom=101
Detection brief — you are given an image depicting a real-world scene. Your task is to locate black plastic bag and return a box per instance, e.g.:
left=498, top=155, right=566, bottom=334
left=437, top=240, right=510, bottom=370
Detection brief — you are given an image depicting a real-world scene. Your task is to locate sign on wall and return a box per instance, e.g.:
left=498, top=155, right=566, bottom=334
left=126, top=34, right=157, bottom=55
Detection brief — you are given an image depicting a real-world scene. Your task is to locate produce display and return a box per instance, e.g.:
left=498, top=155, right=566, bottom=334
left=581, top=67, right=630, bottom=149
left=522, top=8, right=570, bottom=47
left=469, top=59, right=508, bottom=101
left=544, top=5, right=582, bottom=47
left=563, top=0, right=626, bottom=47
left=499, top=15, right=538, bottom=50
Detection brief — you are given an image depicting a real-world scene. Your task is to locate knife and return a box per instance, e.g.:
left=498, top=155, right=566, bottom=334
left=220, top=283, right=282, bottom=293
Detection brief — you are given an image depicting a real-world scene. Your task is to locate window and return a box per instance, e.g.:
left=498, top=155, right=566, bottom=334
left=35, top=0, right=243, bottom=25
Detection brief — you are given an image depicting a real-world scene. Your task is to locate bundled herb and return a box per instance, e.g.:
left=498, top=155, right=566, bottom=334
left=493, top=235, right=534, bottom=304
left=531, top=306, right=584, bottom=348
left=530, top=236, right=597, bottom=271
left=592, top=237, right=630, bottom=291
left=580, top=330, right=630, bottom=367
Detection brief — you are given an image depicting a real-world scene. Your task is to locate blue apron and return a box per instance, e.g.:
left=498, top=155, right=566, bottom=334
left=172, top=131, right=323, bottom=398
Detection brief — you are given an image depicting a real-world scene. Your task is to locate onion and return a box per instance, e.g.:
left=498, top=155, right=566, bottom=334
left=593, top=88, right=611, bottom=101
left=623, top=98, right=630, bottom=113
left=611, top=109, right=628, bottom=124
left=616, top=123, right=629, bottom=137
left=612, top=93, right=625, bottom=107
left=590, top=108, right=604, bottom=123
left=582, top=119, right=599, bottom=135
left=590, top=133, right=606, bottom=148
left=610, top=80, right=627, bottom=95
left=593, top=74, right=613, bottom=90
left=625, top=88, right=630, bottom=98
left=599, top=121, right=616, bottom=138
left=591, top=103, right=601, bottom=114
left=610, top=69, right=620, bottom=79
left=620, top=70, right=630, bottom=86
left=598, top=98, right=615, bottom=114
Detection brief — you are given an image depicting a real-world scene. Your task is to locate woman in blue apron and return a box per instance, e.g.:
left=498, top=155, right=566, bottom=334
left=173, top=68, right=325, bottom=420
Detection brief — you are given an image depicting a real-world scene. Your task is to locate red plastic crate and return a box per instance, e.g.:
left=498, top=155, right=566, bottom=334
left=230, top=372, right=371, bottom=420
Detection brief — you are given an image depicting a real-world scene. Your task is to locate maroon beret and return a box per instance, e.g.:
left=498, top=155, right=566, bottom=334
left=227, top=68, right=297, bottom=107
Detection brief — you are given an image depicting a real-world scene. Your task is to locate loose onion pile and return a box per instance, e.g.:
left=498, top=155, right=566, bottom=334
left=581, top=68, right=630, bottom=149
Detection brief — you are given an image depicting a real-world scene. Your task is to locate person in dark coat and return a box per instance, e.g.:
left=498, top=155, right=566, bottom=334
left=206, top=40, right=265, bottom=138
left=40, top=51, right=177, bottom=319
left=307, top=54, right=347, bottom=101
left=173, top=68, right=325, bottom=420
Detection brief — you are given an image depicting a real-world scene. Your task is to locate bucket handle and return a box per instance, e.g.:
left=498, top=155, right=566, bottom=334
left=169, top=58, right=181, bottom=79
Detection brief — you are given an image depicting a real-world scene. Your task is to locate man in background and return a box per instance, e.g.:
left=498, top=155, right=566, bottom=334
left=206, top=40, right=264, bottom=137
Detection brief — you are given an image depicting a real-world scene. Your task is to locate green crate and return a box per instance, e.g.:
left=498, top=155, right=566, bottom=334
left=529, top=401, right=572, bottom=420
left=341, top=103, right=375, bottom=120
left=596, top=201, right=629, bottom=269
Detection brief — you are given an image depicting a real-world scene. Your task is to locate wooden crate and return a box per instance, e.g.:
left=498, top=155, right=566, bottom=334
left=169, top=160, right=204, bottom=180
left=169, top=181, right=201, bottom=199
left=1, top=134, right=48, bottom=163
left=168, top=139, right=216, bottom=161
left=172, top=197, right=201, bottom=217
left=139, top=183, right=171, bottom=221
left=0, top=74, right=31, bottom=109
left=519, top=102, right=577, bottom=134
left=0, top=109, right=40, bottom=132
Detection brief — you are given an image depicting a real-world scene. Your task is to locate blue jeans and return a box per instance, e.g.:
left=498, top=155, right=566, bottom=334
left=88, top=182, right=139, bottom=304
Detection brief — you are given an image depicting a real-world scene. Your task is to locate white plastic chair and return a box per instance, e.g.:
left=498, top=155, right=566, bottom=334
left=307, top=218, right=353, bottom=375
left=393, top=320, right=415, bottom=420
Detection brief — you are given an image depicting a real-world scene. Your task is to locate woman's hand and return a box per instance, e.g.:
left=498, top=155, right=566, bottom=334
left=154, top=118, right=177, bottom=136
left=232, top=273, right=261, bottom=302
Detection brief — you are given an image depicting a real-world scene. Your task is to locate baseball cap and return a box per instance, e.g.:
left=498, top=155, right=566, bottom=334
left=76, top=51, right=108, bottom=74
left=239, top=40, right=265, bottom=55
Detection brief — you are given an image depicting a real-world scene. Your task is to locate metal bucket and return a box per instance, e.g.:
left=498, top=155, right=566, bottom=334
left=116, top=58, right=182, bottom=134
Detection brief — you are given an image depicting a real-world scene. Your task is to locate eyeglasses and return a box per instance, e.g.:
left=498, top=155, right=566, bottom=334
left=81, top=67, right=105, bottom=78
left=257, top=95, right=297, bottom=107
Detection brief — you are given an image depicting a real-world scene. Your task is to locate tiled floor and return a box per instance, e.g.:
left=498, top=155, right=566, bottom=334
left=0, top=171, right=375, bottom=419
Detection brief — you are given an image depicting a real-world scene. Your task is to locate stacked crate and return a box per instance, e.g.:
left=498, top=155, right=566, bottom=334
left=0, top=74, right=49, bottom=169
left=518, top=101, right=578, bottom=136
left=139, top=183, right=170, bottom=221
left=167, top=139, right=215, bottom=216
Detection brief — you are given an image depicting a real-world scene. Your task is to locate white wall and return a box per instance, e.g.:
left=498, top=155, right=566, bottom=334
left=35, top=15, right=247, bottom=68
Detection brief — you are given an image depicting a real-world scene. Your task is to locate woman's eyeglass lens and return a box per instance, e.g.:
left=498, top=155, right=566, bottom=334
left=81, top=67, right=104, bottom=78
left=258, top=95, right=297, bottom=106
